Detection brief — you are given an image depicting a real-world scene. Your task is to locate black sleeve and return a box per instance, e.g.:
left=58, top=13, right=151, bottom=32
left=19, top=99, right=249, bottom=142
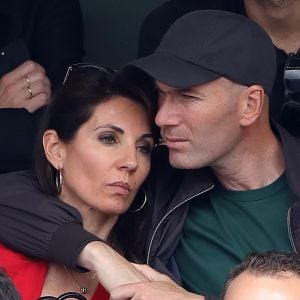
left=0, top=171, right=100, bottom=270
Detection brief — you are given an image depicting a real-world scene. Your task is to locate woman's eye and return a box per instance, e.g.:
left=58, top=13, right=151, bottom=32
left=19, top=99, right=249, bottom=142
left=99, top=134, right=117, bottom=145
left=137, top=143, right=153, bottom=154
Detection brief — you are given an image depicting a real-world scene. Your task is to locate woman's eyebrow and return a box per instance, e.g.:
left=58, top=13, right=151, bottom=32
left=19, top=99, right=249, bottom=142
left=93, top=124, right=124, bottom=134
left=140, top=133, right=154, bottom=140
left=94, top=125, right=153, bottom=140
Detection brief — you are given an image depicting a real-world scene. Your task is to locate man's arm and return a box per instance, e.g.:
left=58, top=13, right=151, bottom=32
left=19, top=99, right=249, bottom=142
left=0, top=171, right=148, bottom=288
left=0, top=171, right=94, bottom=266
left=0, top=171, right=218, bottom=297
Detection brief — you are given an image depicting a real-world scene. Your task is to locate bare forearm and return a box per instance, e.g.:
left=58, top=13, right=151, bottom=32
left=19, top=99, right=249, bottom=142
left=78, top=241, right=149, bottom=292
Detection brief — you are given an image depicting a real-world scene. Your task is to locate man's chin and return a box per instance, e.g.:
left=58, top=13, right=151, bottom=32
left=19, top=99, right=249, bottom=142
left=169, top=153, right=192, bottom=169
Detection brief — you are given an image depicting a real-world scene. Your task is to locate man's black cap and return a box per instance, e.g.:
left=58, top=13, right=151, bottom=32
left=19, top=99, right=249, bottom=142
left=125, top=10, right=276, bottom=94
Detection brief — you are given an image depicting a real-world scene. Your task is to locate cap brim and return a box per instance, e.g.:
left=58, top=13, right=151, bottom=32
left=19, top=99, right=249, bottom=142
left=124, top=51, right=220, bottom=88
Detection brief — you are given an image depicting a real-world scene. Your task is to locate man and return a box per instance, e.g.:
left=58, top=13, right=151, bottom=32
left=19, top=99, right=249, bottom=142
left=221, top=251, right=300, bottom=300
left=138, top=0, right=300, bottom=128
left=109, top=10, right=300, bottom=299
left=0, top=10, right=300, bottom=300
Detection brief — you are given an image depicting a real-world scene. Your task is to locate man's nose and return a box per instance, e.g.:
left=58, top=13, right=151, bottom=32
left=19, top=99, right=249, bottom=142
left=155, top=98, right=178, bottom=127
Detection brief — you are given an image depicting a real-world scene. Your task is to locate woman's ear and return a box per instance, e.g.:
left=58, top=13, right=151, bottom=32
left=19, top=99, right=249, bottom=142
left=239, top=85, right=265, bottom=126
left=43, top=130, right=64, bottom=169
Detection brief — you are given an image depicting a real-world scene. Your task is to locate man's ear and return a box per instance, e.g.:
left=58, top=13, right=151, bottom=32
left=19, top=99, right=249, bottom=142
left=239, top=85, right=265, bottom=126
left=43, top=130, right=64, bottom=169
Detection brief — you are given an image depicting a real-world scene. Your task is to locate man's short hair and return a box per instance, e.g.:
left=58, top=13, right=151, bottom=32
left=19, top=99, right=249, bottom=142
left=221, top=251, right=300, bottom=299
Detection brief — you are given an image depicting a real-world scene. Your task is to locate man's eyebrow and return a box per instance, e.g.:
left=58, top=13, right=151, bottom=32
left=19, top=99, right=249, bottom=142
left=179, top=87, right=206, bottom=97
left=179, top=87, right=199, bottom=93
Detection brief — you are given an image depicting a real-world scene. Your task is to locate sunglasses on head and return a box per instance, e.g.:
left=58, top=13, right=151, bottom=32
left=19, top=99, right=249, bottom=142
left=62, top=63, right=117, bottom=85
left=283, top=54, right=300, bottom=98
left=38, top=292, right=87, bottom=300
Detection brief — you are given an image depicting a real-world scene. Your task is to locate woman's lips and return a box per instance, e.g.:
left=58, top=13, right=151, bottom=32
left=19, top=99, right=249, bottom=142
left=108, top=182, right=131, bottom=196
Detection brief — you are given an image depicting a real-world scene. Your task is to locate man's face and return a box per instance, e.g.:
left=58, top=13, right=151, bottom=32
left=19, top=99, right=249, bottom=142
left=224, top=271, right=300, bottom=300
left=155, top=78, right=245, bottom=169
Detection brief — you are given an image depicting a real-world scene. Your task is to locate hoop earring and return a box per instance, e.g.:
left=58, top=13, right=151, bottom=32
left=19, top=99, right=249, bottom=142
left=130, top=190, right=147, bottom=213
left=56, top=168, right=62, bottom=194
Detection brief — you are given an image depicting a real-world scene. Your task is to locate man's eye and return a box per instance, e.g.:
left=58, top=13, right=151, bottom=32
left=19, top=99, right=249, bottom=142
left=99, top=135, right=117, bottom=144
left=182, top=93, right=197, bottom=99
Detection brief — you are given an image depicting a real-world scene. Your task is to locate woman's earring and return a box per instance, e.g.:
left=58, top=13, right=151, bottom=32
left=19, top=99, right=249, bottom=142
left=56, top=168, right=62, bottom=194
left=130, top=190, right=147, bottom=213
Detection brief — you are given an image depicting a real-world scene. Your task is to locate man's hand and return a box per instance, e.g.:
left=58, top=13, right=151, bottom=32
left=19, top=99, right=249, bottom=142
left=0, top=60, right=51, bottom=112
left=110, top=264, right=205, bottom=300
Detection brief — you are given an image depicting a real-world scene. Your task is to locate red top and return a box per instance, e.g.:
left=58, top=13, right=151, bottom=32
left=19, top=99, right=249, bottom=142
left=0, top=243, right=109, bottom=300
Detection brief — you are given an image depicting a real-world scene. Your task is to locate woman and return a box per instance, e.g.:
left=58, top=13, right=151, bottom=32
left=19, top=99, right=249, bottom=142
left=0, top=64, right=158, bottom=299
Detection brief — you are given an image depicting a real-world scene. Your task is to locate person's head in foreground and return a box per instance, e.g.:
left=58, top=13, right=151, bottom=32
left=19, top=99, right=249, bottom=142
left=125, top=9, right=277, bottom=171
left=221, top=251, right=300, bottom=300
left=35, top=64, right=158, bottom=260
left=0, top=269, right=20, bottom=300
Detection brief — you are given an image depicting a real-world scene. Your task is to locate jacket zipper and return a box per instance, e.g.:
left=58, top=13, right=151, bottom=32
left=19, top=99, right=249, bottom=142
left=146, top=184, right=214, bottom=264
left=287, top=207, right=297, bottom=253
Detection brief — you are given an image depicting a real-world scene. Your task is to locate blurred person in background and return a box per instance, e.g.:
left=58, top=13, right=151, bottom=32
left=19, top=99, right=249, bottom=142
left=0, top=0, right=84, bottom=173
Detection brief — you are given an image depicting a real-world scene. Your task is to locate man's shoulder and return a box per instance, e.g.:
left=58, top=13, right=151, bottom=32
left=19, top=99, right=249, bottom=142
left=0, top=170, right=41, bottom=192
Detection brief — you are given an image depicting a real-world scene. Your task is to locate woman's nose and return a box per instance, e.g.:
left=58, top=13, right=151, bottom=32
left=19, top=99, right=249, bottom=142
left=117, top=148, right=138, bottom=172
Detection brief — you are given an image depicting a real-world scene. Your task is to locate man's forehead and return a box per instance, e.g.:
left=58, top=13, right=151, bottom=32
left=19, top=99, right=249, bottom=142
left=155, top=77, right=228, bottom=94
left=155, top=80, right=202, bottom=93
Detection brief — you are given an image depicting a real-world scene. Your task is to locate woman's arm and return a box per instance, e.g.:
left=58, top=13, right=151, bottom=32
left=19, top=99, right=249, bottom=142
left=78, top=242, right=149, bottom=292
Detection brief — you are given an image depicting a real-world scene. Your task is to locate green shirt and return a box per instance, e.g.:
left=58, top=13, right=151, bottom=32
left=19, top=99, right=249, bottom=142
left=174, top=174, right=292, bottom=297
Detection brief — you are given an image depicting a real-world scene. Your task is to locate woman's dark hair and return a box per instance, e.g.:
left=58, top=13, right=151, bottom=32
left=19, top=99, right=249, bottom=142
left=34, top=65, right=158, bottom=261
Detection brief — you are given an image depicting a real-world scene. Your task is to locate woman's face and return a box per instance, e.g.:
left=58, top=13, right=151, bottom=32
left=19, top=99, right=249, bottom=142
left=56, top=96, right=154, bottom=216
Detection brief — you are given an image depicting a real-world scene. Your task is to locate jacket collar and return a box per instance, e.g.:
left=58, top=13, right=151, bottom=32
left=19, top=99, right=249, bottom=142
left=273, top=122, right=300, bottom=202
